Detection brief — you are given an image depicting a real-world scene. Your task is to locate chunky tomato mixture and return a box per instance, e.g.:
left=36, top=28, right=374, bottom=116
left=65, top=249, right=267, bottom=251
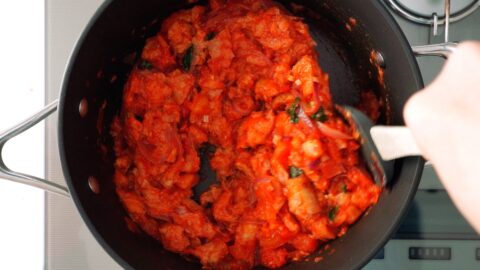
left=111, top=0, right=381, bottom=268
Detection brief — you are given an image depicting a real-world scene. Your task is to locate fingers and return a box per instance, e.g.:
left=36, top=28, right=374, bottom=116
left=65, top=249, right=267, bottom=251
left=404, top=41, right=480, bottom=160
left=403, top=41, right=480, bottom=232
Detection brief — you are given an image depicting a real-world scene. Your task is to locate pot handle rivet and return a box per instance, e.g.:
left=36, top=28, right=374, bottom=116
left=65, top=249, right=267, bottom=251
left=88, top=176, right=100, bottom=194
left=374, top=51, right=386, bottom=68
left=79, top=98, right=88, bottom=118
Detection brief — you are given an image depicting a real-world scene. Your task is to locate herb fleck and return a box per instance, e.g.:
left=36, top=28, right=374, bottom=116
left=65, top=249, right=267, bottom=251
left=199, top=143, right=217, bottom=157
left=289, top=166, right=303, bottom=178
left=183, top=45, right=194, bottom=71
left=341, top=183, right=347, bottom=193
left=328, top=206, right=338, bottom=221
left=287, top=97, right=300, bottom=124
left=205, top=32, right=216, bottom=41
left=311, top=107, right=327, bottom=122
left=139, top=60, right=153, bottom=70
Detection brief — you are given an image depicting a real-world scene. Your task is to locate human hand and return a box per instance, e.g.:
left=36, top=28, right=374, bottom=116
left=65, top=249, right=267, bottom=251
left=404, top=41, right=480, bottom=232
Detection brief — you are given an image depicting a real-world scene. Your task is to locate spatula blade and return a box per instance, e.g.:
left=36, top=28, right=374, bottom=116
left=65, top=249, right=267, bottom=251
left=337, top=106, right=394, bottom=187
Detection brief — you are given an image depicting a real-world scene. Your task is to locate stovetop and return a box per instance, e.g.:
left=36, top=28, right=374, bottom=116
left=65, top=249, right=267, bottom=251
left=45, top=0, right=480, bottom=269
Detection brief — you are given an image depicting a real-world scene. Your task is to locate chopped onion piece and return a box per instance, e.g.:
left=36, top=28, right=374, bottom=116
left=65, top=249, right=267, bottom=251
left=316, top=121, right=352, bottom=140
left=297, top=106, right=315, bottom=129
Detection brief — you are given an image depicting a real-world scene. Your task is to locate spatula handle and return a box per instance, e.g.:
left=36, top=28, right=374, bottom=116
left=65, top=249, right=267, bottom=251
left=370, top=126, right=422, bottom=161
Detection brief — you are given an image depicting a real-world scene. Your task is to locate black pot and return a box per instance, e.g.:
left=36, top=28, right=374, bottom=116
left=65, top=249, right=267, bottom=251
left=1, top=0, right=453, bottom=269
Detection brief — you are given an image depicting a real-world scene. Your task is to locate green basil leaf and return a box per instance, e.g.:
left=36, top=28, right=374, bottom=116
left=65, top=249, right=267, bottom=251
left=328, top=206, right=338, bottom=221
left=289, top=166, right=303, bottom=178
left=341, top=183, right=347, bottom=193
left=139, top=60, right=153, bottom=70
left=183, top=45, right=194, bottom=71
left=286, top=97, right=300, bottom=124
left=206, top=32, right=216, bottom=41
left=312, top=107, right=327, bottom=122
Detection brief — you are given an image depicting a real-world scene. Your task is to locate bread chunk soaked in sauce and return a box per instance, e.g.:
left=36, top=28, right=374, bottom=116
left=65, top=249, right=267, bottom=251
left=111, top=0, right=381, bottom=268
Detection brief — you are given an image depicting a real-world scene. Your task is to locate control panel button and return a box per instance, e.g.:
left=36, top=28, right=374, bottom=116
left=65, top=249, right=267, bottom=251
left=409, top=247, right=451, bottom=260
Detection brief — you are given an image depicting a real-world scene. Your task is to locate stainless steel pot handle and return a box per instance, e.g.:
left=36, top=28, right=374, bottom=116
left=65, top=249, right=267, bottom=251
left=412, top=42, right=458, bottom=58
left=0, top=99, right=69, bottom=197
left=410, top=0, right=458, bottom=59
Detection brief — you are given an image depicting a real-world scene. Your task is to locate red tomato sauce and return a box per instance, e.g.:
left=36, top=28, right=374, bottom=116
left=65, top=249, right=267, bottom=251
left=111, top=0, right=381, bottom=268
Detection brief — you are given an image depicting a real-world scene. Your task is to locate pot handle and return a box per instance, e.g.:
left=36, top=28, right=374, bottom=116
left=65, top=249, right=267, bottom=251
left=412, top=42, right=458, bottom=58
left=0, top=100, right=69, bottom=197
left=410, top=0, right=458, bottom=59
